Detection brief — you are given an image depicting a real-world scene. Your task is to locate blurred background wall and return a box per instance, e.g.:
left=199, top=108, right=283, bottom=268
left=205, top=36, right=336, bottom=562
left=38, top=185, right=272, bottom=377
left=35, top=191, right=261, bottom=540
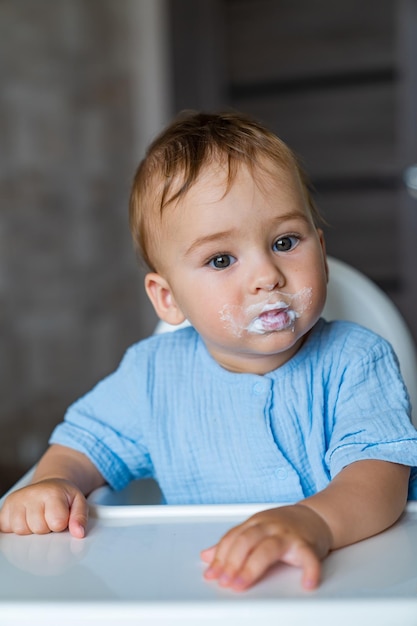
left=0, top=0, right=169, bottom=492
left=1, top=0, right=417, bottom=494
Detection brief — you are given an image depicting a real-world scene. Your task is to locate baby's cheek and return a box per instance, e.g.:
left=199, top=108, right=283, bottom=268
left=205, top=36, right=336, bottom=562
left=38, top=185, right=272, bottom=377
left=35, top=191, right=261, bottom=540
left=219, top=304, right=246, bottom=338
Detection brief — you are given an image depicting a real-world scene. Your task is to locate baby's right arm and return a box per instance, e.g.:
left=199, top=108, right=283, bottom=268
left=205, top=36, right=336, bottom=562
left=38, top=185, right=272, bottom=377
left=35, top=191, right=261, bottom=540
left=0, top=444, right=105, bottom=538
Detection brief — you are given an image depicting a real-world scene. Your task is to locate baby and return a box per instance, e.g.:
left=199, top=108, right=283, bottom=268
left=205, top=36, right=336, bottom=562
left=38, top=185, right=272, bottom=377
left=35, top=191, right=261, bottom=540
left=1, top=111, right=417, bottom=593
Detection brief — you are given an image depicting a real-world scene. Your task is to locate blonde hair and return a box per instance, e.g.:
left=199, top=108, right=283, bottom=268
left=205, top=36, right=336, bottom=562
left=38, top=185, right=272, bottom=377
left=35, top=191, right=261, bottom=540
left=129, top=110, right=321, bottom=271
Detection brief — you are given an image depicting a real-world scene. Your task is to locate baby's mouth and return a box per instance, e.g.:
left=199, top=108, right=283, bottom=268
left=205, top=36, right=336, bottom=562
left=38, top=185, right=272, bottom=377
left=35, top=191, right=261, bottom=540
left=246, top=302, right=297, bottom=334
left=219, top=288, right=311, bottom=338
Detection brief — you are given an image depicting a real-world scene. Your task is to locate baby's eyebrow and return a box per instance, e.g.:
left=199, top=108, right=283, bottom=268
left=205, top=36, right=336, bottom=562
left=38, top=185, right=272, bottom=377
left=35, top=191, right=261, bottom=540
left=184, top=230, right=234, bottom=257
left=271, top=210, right=311, bottom=226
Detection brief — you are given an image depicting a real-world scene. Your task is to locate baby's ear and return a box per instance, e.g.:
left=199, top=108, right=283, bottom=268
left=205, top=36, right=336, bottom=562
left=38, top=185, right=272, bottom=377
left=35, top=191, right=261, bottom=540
left=144, top=273, right=186, bottom=326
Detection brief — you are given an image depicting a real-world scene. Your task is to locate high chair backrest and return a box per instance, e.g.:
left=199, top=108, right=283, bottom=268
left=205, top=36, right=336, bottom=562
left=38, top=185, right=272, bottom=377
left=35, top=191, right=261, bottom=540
left=155, top=256, right=417, bottom=426
left=323, top=257, right=417, bottom=426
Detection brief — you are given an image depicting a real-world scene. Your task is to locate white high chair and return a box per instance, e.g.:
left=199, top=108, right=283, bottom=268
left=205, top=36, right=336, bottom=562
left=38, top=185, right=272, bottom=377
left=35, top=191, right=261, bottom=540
left=156, top=256, right=417, bottom=426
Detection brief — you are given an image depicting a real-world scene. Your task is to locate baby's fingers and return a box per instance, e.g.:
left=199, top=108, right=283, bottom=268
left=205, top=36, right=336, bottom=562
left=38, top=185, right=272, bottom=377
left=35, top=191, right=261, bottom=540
left=203, top=525, right=265, bottom=586
left=227, top=535, right=288, bottom=591
left=203, top=528, right=322, bottom=592
left=42, top=496, right=72, bottom=534
left=0, top=481, right=89, bottom=537
left=67, top=492, right=88, bottom=538
left=200, top=545, right=216, bottom=564
left=294, top=543, right=322, bottom=590
left=0, top=503, right=31, bottom=535
left=43, top=490, right=88, bottom=538
left=233, top=537, right=322, bottom=591
left=1, top=500, right=54, bottom=535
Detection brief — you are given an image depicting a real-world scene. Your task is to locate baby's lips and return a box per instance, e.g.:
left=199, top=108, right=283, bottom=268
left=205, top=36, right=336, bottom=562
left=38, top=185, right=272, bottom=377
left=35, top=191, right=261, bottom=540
left=259, top=304, right=289, bottom=318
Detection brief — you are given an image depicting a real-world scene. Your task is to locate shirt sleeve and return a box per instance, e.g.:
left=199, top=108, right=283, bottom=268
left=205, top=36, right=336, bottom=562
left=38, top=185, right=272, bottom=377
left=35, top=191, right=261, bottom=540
left=325, top=334, right=417, bottom=479
left=49, top=344, right=152, bottom=490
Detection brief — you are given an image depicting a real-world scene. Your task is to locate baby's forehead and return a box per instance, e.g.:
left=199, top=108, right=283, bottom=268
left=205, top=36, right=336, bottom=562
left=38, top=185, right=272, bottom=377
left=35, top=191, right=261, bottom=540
left=156, top=164, right=309, bottom=239
left=167, top=156, right=300, bottom=207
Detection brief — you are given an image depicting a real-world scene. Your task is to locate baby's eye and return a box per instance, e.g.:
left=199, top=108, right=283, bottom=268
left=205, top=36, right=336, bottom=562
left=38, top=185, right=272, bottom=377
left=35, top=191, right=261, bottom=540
left=208, top=254, right=236, bottom=270
left=272, top=235, right=300, bottom=253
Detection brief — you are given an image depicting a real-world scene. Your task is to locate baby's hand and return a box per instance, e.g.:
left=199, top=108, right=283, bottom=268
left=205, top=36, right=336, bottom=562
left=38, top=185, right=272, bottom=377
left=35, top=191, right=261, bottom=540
left=201, top=504, right=332, bottom=591
left=0, top=479, right=88, bottom=538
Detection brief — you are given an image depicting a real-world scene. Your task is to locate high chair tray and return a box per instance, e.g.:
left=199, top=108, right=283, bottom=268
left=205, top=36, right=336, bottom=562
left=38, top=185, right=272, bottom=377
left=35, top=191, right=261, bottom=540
left=0, top=478, right=417, bottom=626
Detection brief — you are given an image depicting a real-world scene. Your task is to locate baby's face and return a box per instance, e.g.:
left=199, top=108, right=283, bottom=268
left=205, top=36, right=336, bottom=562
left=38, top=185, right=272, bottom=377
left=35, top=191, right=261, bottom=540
left=150, top=160, right=328, bottom=374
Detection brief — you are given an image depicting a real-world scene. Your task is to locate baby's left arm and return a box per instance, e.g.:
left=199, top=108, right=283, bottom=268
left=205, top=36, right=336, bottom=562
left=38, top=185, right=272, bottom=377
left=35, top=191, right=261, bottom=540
left=201, top=460, right=410, bottom=591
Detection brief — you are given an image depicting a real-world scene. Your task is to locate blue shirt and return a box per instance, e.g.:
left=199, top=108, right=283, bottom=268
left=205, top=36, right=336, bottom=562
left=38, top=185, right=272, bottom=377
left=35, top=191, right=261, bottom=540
left=50, top=319, right=417, bottom=502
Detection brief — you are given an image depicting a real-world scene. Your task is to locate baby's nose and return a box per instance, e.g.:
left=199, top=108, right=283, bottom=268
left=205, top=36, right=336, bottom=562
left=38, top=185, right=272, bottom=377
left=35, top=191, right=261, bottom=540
left=249, top=257, right=285, bottom=292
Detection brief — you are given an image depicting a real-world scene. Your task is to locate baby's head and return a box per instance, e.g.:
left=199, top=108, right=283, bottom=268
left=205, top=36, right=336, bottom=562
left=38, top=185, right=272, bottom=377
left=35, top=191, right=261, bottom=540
left=129, top=111, right=322, bottom=273
left=129, top=111, right=328, bottom=373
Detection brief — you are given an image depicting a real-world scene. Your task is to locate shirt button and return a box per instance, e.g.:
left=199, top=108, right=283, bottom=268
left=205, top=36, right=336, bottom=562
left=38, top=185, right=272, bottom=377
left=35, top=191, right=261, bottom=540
left=275, top=468, right=288, bottom=480
left=253, top=381, right=266, bottom=394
